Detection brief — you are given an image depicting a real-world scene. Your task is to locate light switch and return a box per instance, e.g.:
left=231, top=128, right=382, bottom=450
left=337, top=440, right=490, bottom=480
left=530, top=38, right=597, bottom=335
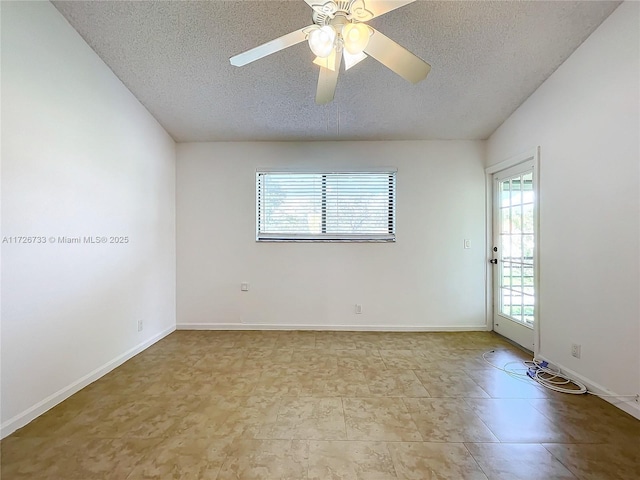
left=464, top=239, right=471, bottom=249
left=241, top=282, right=249, bottom=291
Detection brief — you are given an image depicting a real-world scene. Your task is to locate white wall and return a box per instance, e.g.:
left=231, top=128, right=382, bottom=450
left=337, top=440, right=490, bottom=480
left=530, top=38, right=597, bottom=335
left=177, top=141, right=486, bottom=330
left=487, top=2, right=639, bottom=415
left=1, top=1, right=176, bottom=437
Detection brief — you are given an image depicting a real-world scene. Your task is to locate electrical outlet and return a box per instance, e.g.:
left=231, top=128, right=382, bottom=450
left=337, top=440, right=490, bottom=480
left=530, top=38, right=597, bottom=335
left=137, top=320, right=143, bottom=332
left=355, top=304, right=363, bottom=314
left=571, top=343, right=581, bottom=358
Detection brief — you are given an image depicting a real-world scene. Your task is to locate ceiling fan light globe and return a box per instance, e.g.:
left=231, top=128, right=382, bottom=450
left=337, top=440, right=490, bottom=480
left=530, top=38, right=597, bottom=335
left=343, top=50, right=367, bottom=70
left=342, top=23, right=370, bottom=55
left=308, top=26, right=336, bottom=58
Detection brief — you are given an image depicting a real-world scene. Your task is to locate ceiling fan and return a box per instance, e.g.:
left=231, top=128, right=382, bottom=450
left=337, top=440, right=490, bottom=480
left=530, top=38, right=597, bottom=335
left=229, top=0, right=431, bottom=104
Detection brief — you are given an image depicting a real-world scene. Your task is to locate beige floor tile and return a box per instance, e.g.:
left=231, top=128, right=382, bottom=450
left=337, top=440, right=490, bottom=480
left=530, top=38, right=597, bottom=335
left=343, top=397, right=422, bottom=441
left=143, top=332, right=236, bottom=355
left=363, top=368, right=430, bottom=397
left=244, top=347, right=294, bottom=366
left=477, top=347, right=531, bottom=365
left=464, top=368, right=549, bottom=398
left=379, top=350, right=423, bottom=370
left=1, top=436, right=159, bottom=480
left=274, top=331, right=317, bottom=349
left=168, top=359, right=212, bottom=382
left=233, top=333, right=279, bottom=349
left=125, top=436, right=231, bottom=479
left=175, top=395, right=281, bottom=439
left=543, top=443, right=640, bottom=480
left=335, top=349, right=387, bottom=370
left=208, top=369, right=262, bottom=396
left=194, top=351, right=248, bottom=372
left=0, top=437, right=75, bottom=479
left=257, top=397, right=347, bottom=440
left=9, top=390, right=116, bottom=439
left=466, top=442, right=577, bottom=479
left=409, top=332, right=453, bottom=346
left=4, top=331, right=639, bottom=480
left=308, top=440, right=397, bottom=480
left=118, top=352, right=198, bottom=371
left=413, top=371, right=490, bottom=398
left=464, top=398, right=574, bottom=443
left=291, top=349, right=339, bottom=369
left=217, top=439, right=309, bottom=480
left=348, top=332, right=384, bottom=350
left=456, top=332, right=515, bottom=349
left=80, top=369, right=161, bottom=398
left=124, top=396, right=205, bottom=439
left=410, top=358, right=467, bottom=375
left=313, top=369, right=372, bottom=396
left=315, top=332, right=358, bottom=350
left=388, top=442, right=488, bottom=480
left=417, top=346, right=525, bottom=365
left=253, top=366, right=317, bottom=397
left=73, top=438, right=163, bottom=479
left=139, top=375, right=218, bottom=396
left=403, top=398, right=498, bottom=442
left=530, top=397, right=640, bottom=444
left=411, top=347, right=484, bottom=363
left=39, top=394, right=178, bottom=440
left=420, top=349, right=528, bottom=375
left=376, top=335, right=424, bottom=350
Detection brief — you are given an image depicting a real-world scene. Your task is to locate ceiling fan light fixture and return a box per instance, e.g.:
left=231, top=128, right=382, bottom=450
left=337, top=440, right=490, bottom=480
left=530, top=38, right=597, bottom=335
left=343, top=50, right=367, bottom=70
left=229, top=0, right=431, bottom=105
left=313, top=49, right=338, bottom=71
left=342, top=22, right=370, bottom=54
left=308, top=26, right=336, bottom=58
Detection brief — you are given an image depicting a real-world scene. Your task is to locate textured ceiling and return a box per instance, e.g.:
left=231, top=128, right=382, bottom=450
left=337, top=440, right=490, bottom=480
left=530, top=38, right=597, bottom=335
left=52, top=0, right=620, bottom=142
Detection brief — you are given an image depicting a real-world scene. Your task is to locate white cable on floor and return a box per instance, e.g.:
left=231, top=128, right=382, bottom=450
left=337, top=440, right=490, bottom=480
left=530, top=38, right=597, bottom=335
left=481, top=351, right=551, bottom=389
left=481, top=350, right=639, bottom=401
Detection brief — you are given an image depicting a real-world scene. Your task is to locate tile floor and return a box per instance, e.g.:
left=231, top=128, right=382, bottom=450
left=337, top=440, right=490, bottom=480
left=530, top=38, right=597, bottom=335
left=2, top=331, right=639, bottom=479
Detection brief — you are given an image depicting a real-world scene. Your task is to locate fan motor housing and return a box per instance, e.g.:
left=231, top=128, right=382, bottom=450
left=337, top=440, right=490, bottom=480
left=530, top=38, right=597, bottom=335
left=312, top=0, right=354, bottom=26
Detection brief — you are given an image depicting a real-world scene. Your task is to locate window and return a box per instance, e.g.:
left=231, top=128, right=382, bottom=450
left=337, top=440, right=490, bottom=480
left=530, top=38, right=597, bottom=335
left=256, top=169, right=396, bottom=242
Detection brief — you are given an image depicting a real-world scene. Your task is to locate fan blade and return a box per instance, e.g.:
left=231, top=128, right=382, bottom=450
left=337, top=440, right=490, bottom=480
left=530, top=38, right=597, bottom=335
left=350, top=0, right=416, bottom=21
left=364, top=28, right=430, bottom=83
left=230, top=27, right=309, bottom=67
left=316, top=50, right=342, bottom=104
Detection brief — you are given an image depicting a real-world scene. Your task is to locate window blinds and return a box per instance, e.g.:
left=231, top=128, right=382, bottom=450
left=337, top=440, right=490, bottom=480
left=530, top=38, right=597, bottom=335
left=256, top=170, right=396, bottom=242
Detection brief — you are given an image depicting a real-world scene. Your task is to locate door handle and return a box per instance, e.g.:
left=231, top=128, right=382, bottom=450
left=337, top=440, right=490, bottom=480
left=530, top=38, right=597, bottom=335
left=489, top=259, right=498, bottom=264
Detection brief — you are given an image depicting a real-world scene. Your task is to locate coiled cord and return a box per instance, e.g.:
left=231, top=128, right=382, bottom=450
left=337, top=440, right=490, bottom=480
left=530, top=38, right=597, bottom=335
left=482, top=350, right=638, bottom=400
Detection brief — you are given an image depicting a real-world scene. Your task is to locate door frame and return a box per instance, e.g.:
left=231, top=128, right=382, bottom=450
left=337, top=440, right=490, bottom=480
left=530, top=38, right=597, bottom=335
left=485, top=147, right=540, bottom=356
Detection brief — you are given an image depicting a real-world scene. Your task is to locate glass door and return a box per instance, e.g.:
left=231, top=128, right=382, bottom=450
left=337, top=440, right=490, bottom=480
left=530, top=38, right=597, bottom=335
left=492, top=162, right=537, bottom=351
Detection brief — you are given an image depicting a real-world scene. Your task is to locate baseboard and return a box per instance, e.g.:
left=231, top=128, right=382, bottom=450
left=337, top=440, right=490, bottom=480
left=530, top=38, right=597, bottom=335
left=177, top=323, right=490, bottom=332
left=0, top=325, right=176, bottom=439
left=537, top=354, right=640, bottom=420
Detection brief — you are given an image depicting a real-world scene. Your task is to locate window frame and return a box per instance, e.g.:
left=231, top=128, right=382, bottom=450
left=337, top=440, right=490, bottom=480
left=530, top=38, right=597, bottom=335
left=256, top=168, right=397, bottom=243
